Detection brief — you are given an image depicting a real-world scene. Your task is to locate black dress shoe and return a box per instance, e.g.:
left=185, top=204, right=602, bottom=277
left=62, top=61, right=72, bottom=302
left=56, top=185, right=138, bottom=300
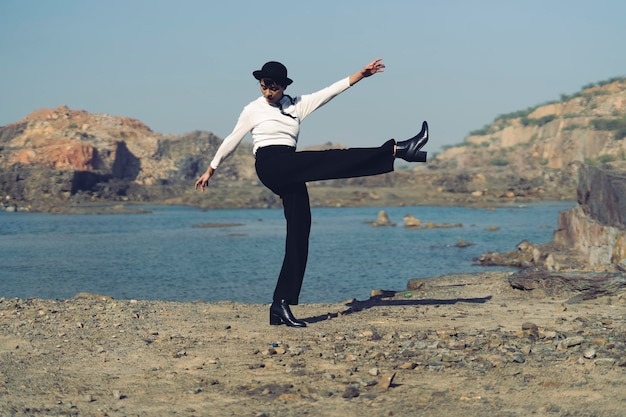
left=270, top=299, right=307, bottom=327
left=395, top=121, right=429, bottom=162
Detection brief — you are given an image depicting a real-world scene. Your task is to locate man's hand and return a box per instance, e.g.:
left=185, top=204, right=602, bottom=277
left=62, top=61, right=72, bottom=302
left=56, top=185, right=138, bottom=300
left=194, top=167, right=215, bottom=192
left=349, top=58, right=385, bottom=86
left=361, top=58, right=385, bottom=78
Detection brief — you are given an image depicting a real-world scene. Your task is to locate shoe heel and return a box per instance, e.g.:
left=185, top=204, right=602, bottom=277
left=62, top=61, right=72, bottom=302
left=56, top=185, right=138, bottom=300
left=415, top=121, right=429, bottom=151
left=270, top=312, right=284, bottom=326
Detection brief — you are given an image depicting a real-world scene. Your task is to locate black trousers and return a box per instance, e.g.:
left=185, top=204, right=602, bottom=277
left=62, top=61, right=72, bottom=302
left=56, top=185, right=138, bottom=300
left=254, top=139, right=396, bottom=305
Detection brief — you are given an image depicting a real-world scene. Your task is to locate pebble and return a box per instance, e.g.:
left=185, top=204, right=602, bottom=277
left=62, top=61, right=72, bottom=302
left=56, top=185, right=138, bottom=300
left=583, top=348, right=597, bottom=359
left=377, top=372, right=396, bottom=389
left=559, top=336, right=585, bottom=349
left=399, top=362, right=417, bottom=370
left=521, top=322, right=539, bottom=338
left=510, top=353, right=526, bottom=363
left=442, top=351, right=461, bottom=363
left=594, top=358, right=616, bottom=367
left=541, top=330, right=558, bottom=339
left=342, top=386, right=360, bottom=398
left=449, top=341, right=466, bottom=350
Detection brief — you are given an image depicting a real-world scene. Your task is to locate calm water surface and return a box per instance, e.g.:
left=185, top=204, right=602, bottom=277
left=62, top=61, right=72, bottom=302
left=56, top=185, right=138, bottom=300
left=0, top=202, right=574, bottom=304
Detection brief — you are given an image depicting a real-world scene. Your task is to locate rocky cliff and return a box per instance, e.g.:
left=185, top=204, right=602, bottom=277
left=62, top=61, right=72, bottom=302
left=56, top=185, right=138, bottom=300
left=554, top=165, right=626, bottom=268
left=477, top=164, right=626, bottom=271
left=424, top=77, right=626, bottom=200
left=0, top=106, right=259, bottom=211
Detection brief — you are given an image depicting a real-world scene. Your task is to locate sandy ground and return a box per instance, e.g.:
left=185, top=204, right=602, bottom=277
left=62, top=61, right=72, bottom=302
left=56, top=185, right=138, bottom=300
left=1, top=271, right=626, bottom=417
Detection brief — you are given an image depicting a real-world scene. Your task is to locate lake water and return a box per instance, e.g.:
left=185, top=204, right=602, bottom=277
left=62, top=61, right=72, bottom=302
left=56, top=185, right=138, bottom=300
left=0, top=202, right=575, bottom=304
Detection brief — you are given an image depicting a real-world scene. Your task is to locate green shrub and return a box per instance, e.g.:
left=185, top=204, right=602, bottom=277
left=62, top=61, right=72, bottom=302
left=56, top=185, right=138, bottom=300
left=537, top=115, right=557, bottom=126
left=496, top=108, right=534, bottom=122
left=597, top=76, right=626, bottom=87
left=441, top=143, right=470, bottom=151
left=489, top=158, right=509, bottom=166
left=597, top=154, right=618, bottom=164
left=591, top=117, right=626, bottom=131
left=587, top=154, right=619, bottom=165
left=591, top=117, right=626, bottom=138
left=520, top=114, right=557, bottom=127
left=559, top=76, right=626, bottom=103
left=581, top=76, right=626, bottom=90
left=468, top=125, right=492, bottom=136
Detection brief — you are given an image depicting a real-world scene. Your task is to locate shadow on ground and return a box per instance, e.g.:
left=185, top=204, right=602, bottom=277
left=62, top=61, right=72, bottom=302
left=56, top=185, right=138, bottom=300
left=304, top=294, right=493, bottom=324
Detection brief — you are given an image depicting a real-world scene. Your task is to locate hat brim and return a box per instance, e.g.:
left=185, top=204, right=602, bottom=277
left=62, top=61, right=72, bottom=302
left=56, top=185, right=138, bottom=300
left=252, top=70, right=293, bottom=85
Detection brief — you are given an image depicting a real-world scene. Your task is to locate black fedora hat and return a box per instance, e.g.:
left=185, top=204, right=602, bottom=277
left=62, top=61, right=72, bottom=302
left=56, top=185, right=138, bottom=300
left=252, top=61, right=293, bottom=85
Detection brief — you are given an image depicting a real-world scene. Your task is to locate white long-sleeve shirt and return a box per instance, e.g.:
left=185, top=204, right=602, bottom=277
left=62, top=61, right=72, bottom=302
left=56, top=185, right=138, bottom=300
left=209, top=77, right=351, bottom=169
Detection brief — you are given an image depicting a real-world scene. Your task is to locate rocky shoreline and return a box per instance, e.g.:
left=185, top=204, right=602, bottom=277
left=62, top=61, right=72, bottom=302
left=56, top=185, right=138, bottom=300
left=2, top=272, right=626, bottom=417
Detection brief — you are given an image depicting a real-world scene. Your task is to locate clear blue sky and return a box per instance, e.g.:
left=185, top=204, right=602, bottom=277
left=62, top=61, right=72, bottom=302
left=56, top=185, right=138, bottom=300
left=1, top=0, right=625, bottom=152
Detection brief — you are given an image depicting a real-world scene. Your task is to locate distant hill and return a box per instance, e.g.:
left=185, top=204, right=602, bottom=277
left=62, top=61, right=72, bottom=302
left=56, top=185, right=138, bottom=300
left=0, top=106, right=264, bottom=211
left=428, top=76, right=626, bottom=175
left=1, top=77, right=625, bottom=212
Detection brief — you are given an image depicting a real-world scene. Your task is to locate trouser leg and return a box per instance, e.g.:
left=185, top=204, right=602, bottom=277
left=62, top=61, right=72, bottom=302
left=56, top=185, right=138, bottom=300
left=273, top=183, right=311, bottom=305
left=255, top=140, right=396, bottom=305
left=255, top=139, right=396, bottom=192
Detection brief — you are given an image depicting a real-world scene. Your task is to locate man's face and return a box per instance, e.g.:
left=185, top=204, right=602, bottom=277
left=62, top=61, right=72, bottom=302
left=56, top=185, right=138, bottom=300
left=260, top=79, right=286, bottom=105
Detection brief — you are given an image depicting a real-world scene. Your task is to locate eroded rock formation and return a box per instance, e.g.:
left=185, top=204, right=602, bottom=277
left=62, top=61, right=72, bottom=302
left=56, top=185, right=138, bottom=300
left=553, top=165, right=626, bottom=268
